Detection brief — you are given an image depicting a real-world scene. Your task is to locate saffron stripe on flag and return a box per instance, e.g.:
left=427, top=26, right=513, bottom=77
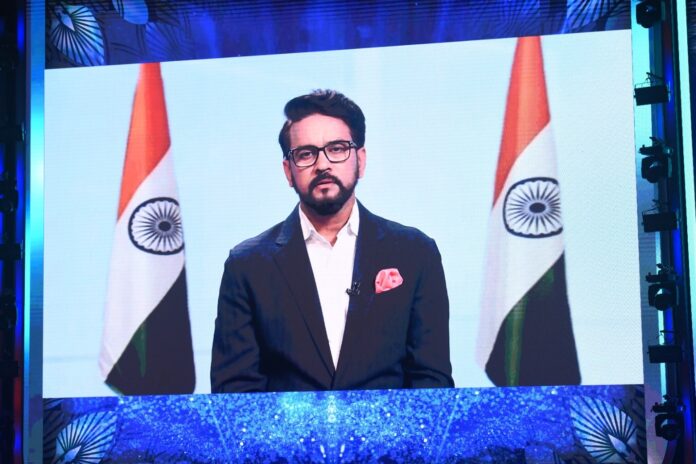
left=493, top=36, right=550, bottom=205
left=118, top=64, right=171, bottom=218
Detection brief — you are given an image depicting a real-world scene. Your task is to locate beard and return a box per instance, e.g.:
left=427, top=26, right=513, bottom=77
left=293, top=168, right=358, bottom=216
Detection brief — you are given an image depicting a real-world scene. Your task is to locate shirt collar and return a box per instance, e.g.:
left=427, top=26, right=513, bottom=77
left=299, top=201, right=360, bottom=242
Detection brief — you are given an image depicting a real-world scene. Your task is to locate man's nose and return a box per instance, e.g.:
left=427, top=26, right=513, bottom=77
left=314, top=148, right=332, bottom=170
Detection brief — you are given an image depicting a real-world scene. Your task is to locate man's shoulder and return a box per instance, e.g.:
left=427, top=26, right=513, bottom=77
left=373, top=213, right=428, bottom=237
left=228, top=220, right=285, bottom=261
left=366, top=208, right=438, bottom=252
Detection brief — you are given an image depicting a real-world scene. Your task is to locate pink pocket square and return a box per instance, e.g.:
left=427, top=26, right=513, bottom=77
left=375, top=268, right=403, bottom=294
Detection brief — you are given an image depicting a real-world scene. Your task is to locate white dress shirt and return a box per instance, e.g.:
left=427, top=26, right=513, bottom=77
left=299, top=203, right=360, bottom=369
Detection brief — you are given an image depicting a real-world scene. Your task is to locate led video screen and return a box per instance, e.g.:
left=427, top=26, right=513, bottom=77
left=34, top=1, right=656, bottom=462
left=42, top=29, right=641, bottom=397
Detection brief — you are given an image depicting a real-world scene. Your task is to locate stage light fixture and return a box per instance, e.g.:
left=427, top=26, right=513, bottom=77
left=0, top=292, right=15, bottom=330
left=0, top=177, right=18, bottom=214
left=652, top=398, right=683, bottom=441
left=645, top=264, right=677, bottom=310
left=639, top=138, right=670, bottom=183
left=648, top=343, right=683, bottom=363
left=634, top=73, right=668, bottom=105
left=0, top=124, right=22, bottom=143
left=636, top=0, right=664, bottom=29
left=0, top=243, right=21, bottom=261
left=636, top=0, right=663, bottom=28
left=642, top=209, right=677, bottom=232
left=0, top=361, right=18, bottom=380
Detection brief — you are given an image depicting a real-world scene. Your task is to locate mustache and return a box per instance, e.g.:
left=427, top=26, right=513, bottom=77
left=309, top=173, right=344, bottom=191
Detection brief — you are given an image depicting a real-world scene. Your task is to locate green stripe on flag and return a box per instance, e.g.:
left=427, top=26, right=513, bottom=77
left=503, top=300, right=525, bottom=386
left=503, top=266, right=556, bottom=386
left=133, top=324, right=147, bottom=377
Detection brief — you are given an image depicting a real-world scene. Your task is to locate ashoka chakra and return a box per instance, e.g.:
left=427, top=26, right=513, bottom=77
left=503, top=177, right=563, bottom=238
left=128, top=197, right=184, bottom=255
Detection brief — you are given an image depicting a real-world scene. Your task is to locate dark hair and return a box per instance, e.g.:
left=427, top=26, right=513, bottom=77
left=278, top=89, right=366, bottom=157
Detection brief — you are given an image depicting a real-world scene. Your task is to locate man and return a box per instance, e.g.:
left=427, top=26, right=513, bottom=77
left=211, top=90, right=453, bottom=392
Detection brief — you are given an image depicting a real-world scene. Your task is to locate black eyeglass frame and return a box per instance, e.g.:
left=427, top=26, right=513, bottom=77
left=285, top=140, right=358, bottom=167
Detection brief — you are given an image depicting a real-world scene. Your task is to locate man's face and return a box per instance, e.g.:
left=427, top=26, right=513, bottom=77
left=283, top=114, right=366, bottom=216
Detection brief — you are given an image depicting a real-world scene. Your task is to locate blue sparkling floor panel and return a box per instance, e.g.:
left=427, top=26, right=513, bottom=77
left=44, top=385, right=645, bottom=463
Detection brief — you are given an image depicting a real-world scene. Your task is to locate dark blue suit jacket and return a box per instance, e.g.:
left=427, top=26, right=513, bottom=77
left=211, top=203, right=453, bottom=392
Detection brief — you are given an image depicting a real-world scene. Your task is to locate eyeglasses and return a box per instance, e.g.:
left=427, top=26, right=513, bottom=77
left=286, top=140, right=357, bottom=167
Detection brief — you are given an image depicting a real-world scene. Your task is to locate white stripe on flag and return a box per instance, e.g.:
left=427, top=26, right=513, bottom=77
left=99, top=150, right=184, bottom=379
left=476, top=124, right=564, bottom=368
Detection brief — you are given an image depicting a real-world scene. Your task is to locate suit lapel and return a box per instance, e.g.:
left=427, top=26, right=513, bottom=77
left=272, top=207, right=335, bottom=378
left=334, top=203, right=385, bottom=385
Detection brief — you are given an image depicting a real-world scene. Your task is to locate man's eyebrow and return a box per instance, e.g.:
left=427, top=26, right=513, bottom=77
left=293, top=139, right=351, bottom=148
left=291, top=143, right=316, bottom=149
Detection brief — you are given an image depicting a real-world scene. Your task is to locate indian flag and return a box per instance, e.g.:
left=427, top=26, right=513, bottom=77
left=476, top=36, right=581, bottom=386
left=99, top=63, right=195, bottom=395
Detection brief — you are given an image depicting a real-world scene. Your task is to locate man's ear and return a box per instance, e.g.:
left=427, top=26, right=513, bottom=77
left=283, top=159, right=294, bottom=187
left=357, top=147, right=367, bottom=179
